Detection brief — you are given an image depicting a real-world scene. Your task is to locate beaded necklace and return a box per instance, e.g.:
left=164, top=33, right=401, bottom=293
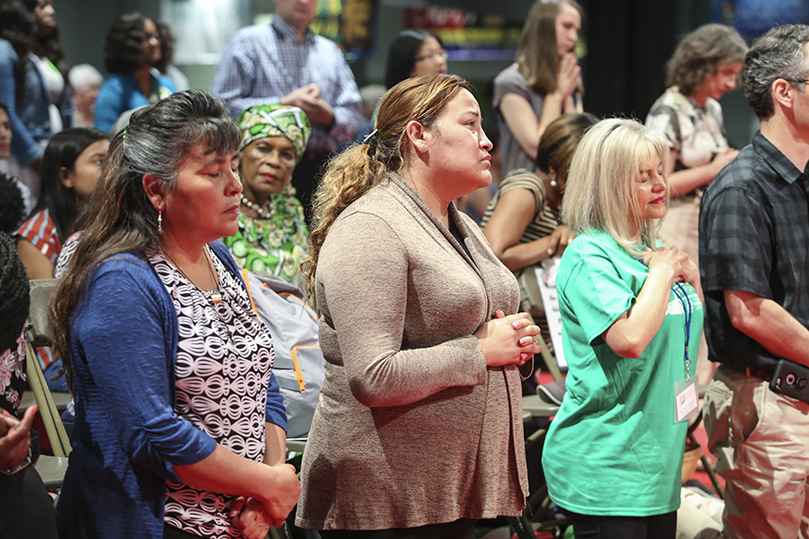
left=241, top=194, right=275, bottom=221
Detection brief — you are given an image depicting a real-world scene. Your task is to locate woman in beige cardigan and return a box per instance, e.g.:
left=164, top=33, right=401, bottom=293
left=296, top=74, right=542, bottom=538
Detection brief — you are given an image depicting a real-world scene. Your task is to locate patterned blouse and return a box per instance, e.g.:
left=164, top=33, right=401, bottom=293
left=222, top=193, right=308, bottom=283
left=645, top=87, right=730, bottom=173
left=150, top=246, right=275, bottom=538
left=0, top=332, right=27, bottom=415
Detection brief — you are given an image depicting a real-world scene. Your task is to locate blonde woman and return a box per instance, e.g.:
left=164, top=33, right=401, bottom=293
left=296, top=74, right=542, bottom=537
left=543, top=119, right=703, bottom=538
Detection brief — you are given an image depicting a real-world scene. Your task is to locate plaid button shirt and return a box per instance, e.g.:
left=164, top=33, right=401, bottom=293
left=211, top=16, right=362, bottom=153
left=699, top=131, right=809, bottom=369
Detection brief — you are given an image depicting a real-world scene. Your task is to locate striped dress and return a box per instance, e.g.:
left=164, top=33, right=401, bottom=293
left=481, top=169, right=560, bottom=343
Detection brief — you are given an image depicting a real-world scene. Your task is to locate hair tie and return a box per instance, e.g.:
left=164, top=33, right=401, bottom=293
left=362, top=129, right=378, bottom=158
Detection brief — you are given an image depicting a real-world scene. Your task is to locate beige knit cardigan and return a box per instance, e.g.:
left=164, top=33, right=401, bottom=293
left=296, top=173, right=529, bottom=531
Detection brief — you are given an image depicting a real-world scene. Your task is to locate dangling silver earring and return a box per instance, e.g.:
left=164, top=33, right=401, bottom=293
left=158, top=209, right=163, bottom=235
left=550, top=173, right=558, bottom=188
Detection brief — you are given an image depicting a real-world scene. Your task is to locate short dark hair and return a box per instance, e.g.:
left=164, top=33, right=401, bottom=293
left=384, top=30, right=443, bottom=89
left=104, top=12, right=152, bottom=73
left=744, top=24, right=809, bottom=119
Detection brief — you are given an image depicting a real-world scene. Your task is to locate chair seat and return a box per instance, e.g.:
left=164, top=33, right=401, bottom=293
left=35, top=455, right=69, bottom=489
left=521, top=394, right=559, bottom=420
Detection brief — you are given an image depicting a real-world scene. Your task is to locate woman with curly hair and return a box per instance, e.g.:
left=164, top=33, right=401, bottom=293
left=493, top=0, right=584, bottom=177
left=94, top=12, right=176, bottom=133
left=645, top=24, right=747, bottom=265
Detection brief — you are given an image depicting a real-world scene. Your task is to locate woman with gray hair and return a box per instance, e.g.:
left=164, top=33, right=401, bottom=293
left=542, top=118, right=704, bottom=538
left=51, top=90, right=299, bottom=539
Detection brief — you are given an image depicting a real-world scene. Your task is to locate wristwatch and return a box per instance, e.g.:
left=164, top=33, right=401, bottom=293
left=0, top=448, right=32, bottom=476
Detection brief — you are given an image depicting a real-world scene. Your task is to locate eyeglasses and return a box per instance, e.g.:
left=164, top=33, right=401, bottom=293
left=787, top=78, right=809, bottom=85
left=415, top=50, right=448, bottom=63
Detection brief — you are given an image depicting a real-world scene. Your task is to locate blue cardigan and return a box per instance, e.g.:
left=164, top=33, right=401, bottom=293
left=57, top=241, right=286, bottom=538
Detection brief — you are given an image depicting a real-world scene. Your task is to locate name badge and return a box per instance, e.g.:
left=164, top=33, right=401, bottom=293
left=674, top=376, right=699, bottom=424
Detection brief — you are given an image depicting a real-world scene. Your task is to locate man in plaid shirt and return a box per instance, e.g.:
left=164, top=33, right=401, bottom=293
left=211, top=0, right=362, bottom=221
left=699, top=24, right=809, bottom=539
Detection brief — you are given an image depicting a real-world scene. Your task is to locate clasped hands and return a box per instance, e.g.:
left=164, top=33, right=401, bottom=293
left=228, top=463, right=300, bottom=539
left=475, top=310, right=542, bottom=367
left=280, top=83, right=334, bottom=126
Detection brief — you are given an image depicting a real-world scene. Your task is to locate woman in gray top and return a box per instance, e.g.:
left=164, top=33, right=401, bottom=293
left=296, top=74, right=542, bottom=538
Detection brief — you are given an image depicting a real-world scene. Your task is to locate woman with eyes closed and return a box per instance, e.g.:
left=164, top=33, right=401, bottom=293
left=51, top=90, right=299, bottom=539
left=542, top=119, right=703, bottom=539
left=222, top=104, right=311, bottom=282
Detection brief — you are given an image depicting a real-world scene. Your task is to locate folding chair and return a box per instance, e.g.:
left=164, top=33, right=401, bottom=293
left=22, top=279, right=71, bottom=489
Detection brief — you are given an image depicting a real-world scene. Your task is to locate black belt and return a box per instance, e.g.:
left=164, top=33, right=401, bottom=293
left=745, top=366, right=775, bottom=381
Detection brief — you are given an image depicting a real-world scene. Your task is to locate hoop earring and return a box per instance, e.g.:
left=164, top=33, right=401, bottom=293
left=158, top=209, right=163, bottom=235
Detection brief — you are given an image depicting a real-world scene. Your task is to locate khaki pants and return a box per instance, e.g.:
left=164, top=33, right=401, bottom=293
left=704, top=365, right=809, bottom=539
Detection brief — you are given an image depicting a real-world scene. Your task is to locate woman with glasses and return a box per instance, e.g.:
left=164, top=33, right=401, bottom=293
left=494, top=0, right=584, bottom=177
left=94, top=12, right=176, bottom=133
left=384, top=30, right=448, bottom=90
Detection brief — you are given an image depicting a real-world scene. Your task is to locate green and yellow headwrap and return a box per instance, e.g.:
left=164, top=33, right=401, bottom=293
left=237, top=104, right=312, bottom=162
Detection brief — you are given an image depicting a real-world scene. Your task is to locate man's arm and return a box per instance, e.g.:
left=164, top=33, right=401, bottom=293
left=321, top=47, right=362, bottom=145
left=725, top=289, right=809, bottom=367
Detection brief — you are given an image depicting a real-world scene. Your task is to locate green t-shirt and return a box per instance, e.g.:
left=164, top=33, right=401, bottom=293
left=542, top=229, right=702, bottom=516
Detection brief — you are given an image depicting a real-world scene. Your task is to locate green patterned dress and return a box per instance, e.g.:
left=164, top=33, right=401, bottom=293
left=222, top=194, right=308, bottom=283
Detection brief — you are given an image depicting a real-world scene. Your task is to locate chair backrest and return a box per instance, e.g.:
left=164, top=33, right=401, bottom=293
left=25, top=278, right=58, bottom=347
left=24, top=279, right=71, bottom=457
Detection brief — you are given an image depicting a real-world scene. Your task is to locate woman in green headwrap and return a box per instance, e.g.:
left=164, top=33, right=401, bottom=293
left=223, top=104, right=312, bottom=282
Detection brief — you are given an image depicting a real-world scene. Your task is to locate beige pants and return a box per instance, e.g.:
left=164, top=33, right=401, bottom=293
left=704, top=365, right=809, bottom=539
